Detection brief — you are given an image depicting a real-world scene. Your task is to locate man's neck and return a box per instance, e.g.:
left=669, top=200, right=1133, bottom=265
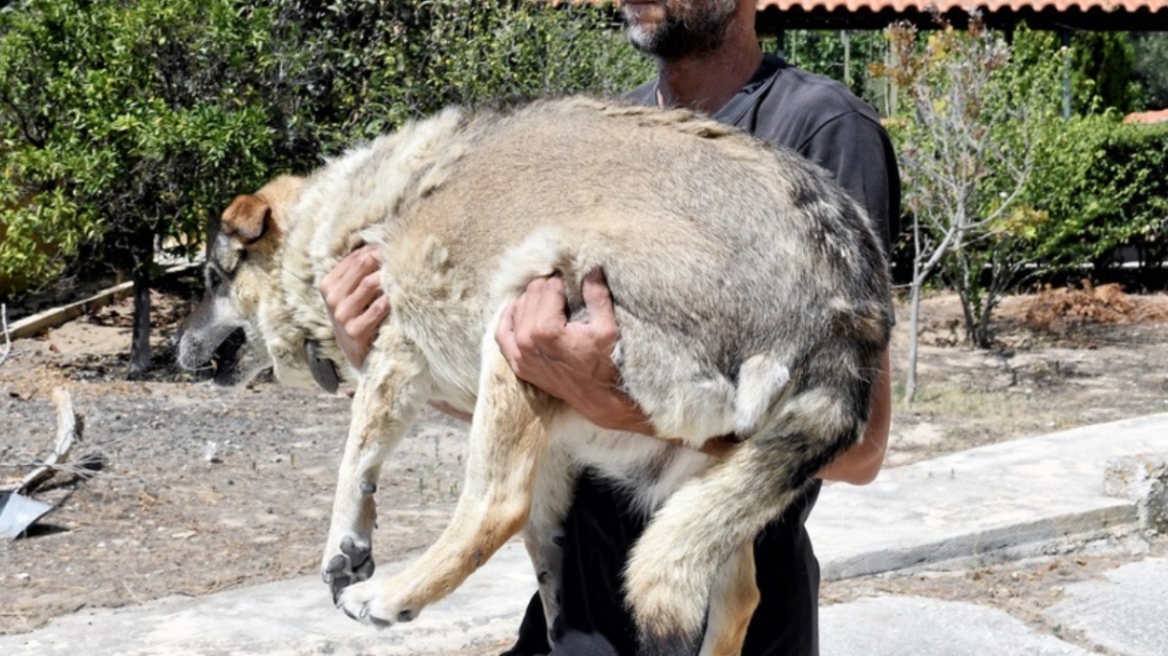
left=654, top=23, right=763, bottom=115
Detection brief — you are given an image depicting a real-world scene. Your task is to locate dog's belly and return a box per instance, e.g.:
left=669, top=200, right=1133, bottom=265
left=554, top=416, right=716, bottom=515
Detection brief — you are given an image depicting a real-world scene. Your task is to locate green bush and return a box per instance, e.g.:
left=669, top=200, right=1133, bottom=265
left=1, top=0, right=649, bottom=374
left=0, top=0, right=279, bottom=295
left=247, top=0, right=651, bottom=158
left=0, top=0, right=651, bottom=298
left=1025, top=115, right=1168, bottom=276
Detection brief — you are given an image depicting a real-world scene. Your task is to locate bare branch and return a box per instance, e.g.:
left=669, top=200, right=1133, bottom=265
left=2, top=389, right=93, bottom=496
left=0, top=304, right=10, bottom=368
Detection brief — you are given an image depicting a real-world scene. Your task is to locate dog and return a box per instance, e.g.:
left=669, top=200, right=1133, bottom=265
left=176, top=96, right=892, bottom=656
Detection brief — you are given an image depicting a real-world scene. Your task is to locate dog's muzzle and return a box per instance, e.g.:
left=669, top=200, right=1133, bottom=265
left=212, top=328, right=248, bottom=385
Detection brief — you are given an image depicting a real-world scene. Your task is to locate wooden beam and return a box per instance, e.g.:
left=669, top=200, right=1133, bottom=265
left=7, top=261, right=202, bottom=339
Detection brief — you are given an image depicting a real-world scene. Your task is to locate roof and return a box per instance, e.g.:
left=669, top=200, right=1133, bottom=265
left=1123, top=108, right=1168, bottom=124
left=586, top=0, right=1168, bottom=30
left=749, top=0, right=1168, bottom=30
left=756, top=0, right=1167, bottom=11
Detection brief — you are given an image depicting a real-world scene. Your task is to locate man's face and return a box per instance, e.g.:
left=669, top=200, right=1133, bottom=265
left=622, top=0, right=738, bottom=60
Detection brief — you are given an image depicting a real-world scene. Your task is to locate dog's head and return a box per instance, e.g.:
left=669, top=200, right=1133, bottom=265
left=175, top=175, right=327, bottom=387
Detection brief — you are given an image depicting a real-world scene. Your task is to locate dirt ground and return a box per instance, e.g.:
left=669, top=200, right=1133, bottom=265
left=1, top=277, right=1167, bottom=641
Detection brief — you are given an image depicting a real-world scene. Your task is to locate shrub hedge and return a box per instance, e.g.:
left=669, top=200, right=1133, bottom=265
left=1025, top=115, right=1168, bottom=280
left=0, top=0, right=649, bottom=297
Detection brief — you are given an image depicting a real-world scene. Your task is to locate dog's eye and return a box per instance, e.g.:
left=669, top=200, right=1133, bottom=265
left=207, top=268, right=224, bottom=290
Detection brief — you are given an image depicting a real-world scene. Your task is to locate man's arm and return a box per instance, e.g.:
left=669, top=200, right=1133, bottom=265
left=817, top=350, right=890, bottom=484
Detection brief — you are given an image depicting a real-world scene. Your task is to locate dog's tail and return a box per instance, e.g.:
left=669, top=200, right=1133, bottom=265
left=624, top=338, right=882, bottom=656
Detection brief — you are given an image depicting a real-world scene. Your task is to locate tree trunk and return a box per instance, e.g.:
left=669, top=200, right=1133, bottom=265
left=905, top=273, right=923, bottom=405
left=128, top=228, right=154, bottom=379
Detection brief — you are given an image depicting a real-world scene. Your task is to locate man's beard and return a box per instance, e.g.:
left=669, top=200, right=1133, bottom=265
left=624, top=1, right=738, bottom=60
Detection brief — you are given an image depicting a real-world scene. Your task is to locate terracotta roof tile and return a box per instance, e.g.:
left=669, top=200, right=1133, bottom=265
left=755, top=0, right=1167, bottom=10
left=1123, top=108, right=1168, bottom=124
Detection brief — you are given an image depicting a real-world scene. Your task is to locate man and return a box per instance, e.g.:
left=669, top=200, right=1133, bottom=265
left=321, top=1, right=898, bottom=654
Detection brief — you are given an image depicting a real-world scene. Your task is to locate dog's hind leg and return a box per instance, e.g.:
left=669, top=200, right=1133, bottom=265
left=625, top=431, right=843, bottom=656
left=321, top=331, right=428, bottom=611
left=335, top=339, right=557, bottom=627
left=698, top=542, right=759, bottom=656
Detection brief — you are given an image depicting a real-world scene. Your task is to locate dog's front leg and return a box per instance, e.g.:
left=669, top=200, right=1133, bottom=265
left=321, top=334, right=427, bottom=613
left=335, top=343, right=556, bottom=627
left=522, top=441, right=574, bottom=643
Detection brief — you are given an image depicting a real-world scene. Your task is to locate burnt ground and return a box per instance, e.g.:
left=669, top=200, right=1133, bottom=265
left=1, top=281, right=1167, bottom=640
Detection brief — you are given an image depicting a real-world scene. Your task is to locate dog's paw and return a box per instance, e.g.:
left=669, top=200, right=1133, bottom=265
left=335, top=578, right=421, bottom=628
left=321, top=535, right=375, bottom=603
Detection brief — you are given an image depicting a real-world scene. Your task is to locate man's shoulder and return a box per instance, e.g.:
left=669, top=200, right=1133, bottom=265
left=737, top=55, right=886, bottom=155
left=762, top=56, right=880, bottom=128
left=622, top=79, right=657, bottom=107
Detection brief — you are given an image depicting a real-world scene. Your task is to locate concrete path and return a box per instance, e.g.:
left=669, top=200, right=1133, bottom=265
left=820, top=596, right=1093, bottom=656
left=2, top=414, right=1166, bottom=655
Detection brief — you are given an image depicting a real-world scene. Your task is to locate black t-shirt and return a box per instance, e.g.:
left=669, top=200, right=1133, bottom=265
left=507, top=55, right=900, bottom=656
left=626, top=54, right=899, bottom=254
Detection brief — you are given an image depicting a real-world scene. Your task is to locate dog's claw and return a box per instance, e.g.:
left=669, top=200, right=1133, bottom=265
left=330, top=575, right=352, bottom=604
left=324, top=534, right=375, bottom=605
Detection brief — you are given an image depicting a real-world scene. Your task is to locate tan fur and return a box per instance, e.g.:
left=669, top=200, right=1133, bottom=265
left=176, top=96, right=893, bottom=655
left=700, top=543, right=759, bottom=656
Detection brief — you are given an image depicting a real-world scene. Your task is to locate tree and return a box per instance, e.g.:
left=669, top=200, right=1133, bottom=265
left=1132, top=32, right=1168, bottom=109
left=1, top=0, right=279, bottom=376
left=1070, top=32, right=1140, bottom=114
left=873, top=16, right=1062, bottom=402
left=2, top=0, right=650, bottom=378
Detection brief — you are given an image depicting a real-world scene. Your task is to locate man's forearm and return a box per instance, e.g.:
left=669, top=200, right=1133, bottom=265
left=817, top=349, right=891, bottom=484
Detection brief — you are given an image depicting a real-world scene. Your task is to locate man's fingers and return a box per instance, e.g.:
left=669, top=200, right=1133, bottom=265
left=354, top=296, right=390, bottom=335
left=495, top=299, right=528, bottom=377
left=526, top=275, right=568, bottom=340
left=581, top=268, right=614, bottom=322
left=335, top=271, right=384, bottom=323
left=321, top=245, right=380, bottom=308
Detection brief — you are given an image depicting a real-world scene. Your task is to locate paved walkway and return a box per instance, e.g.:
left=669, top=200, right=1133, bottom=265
left=2, top=414, right=1166, bottom=655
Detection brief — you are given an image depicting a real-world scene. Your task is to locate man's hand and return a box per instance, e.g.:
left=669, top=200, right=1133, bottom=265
left=495, top=269, right=655, bottom=435
left=320, top=245, right=389, bottom=368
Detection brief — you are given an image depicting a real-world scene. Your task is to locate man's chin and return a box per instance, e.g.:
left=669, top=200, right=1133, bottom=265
left=621, top=1, right=665, bottom=44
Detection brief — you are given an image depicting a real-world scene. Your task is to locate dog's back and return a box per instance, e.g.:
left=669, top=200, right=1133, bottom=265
left=301, top=98, right=890, bottom=441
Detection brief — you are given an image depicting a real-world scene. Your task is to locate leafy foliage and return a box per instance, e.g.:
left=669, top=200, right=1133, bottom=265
left=1069, top=32, right=1140, bottom=114
left=1132, top=32, right=1168, bottom=109
left=1, top=0, right=649, bottom=297
left=1, top=0, right=650, bottom=376
left=0, top=0, right=278, bottom=292
left=1023, top=115, right=1168, bottom=279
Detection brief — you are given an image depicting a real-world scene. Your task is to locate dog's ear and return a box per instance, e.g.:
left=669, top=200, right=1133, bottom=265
left=221, top=194, right=271, bottom=243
